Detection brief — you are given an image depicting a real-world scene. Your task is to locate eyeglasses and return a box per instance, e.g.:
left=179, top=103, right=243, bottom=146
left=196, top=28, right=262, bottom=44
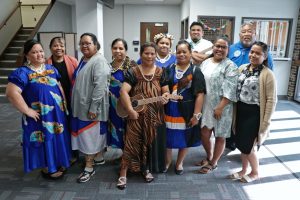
left=79, top=42, right=93, bottom=47
left=214, top=45, right=228, bottom=50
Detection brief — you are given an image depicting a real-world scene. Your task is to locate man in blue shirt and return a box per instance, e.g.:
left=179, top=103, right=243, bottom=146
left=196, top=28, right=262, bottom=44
left=229, top=22, right=274, bottom=70
left=226, top=22, right=274, bottom=151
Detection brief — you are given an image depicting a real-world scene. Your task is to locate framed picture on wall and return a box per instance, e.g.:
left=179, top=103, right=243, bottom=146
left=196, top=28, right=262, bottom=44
left=242, top=17, right=293, bottom=58
left=197, top=16, right=235, bottom=44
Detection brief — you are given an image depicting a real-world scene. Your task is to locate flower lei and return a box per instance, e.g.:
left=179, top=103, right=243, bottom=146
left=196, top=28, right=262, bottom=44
left=153, top=33, right=175, bottom=44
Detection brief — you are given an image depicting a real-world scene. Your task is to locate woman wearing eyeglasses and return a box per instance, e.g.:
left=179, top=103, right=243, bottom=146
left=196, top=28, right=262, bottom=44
left=71, top=33, right=111, bottom=183
left=197, top=36, right=238, bottom=174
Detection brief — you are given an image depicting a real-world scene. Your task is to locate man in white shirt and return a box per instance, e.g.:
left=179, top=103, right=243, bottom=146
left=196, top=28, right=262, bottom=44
left=186, top=21, right=213, bottom=65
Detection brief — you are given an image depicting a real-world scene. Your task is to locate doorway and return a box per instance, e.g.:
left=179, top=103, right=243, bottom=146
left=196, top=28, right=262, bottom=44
left=140, top=22, right=168, bottom=45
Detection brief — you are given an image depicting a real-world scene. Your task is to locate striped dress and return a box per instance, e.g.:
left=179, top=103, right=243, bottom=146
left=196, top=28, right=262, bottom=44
left=120, top=66, right=166, bottom=173
left=165, top=64, right=206, bottom=148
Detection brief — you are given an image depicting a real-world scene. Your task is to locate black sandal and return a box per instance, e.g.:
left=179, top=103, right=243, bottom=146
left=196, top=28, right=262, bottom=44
left=41, top=170, right=64, bottom=180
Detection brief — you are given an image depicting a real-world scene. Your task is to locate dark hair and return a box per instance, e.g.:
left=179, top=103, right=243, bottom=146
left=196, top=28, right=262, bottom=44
left=176, top=40, right=192, bottom=52
left=206, top=35, right=230, bottom=59
left=213, top=35, right=230, bottom=46
left=252, top=41, right=269, bottom=67
left=111, top=38, right=128, bottom=51
left=49, top=37, right=65, bottom=48
left=23, top=39, right=43, bottom=64
left=190, top=21, right=204, bottom=30
left=140, top=42, right=157, bottom=56
left=80, top=32, right=100, bottom=50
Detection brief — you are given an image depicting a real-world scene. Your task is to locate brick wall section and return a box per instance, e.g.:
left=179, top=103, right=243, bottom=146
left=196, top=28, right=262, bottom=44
left=287, top=8, right=300, bottom=99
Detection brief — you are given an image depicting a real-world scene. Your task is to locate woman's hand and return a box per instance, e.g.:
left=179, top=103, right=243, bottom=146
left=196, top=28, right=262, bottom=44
left=25, top=108, right=40, bottom=122
left=161, top=92, right=169, bottom=104
left=213, top=106, right=223, bottom=120
left=128, top=109, right=139, bottom=120
left=188, top=116, right=198, bottom=128
left=88, top=112, right=97, bottom=120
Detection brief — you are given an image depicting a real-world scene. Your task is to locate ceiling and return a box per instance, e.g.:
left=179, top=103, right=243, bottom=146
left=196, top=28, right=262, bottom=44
left=115, top=0, right=182, bottom=5
left=57, top=0, right=183, bottom=6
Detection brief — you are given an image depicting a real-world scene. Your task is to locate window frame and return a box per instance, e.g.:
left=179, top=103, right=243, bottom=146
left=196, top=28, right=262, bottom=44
left=242, top=17, right=293, bottom=58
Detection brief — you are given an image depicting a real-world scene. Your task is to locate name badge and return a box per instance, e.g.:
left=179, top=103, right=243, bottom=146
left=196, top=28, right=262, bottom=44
left=234, top=50, right=241, bottom=57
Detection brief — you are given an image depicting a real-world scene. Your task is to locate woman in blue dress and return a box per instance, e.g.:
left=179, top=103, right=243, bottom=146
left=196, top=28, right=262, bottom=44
left=108, top=38, right=137, bottom=149
left=6, top=39, right=71, bottom=179
left=164, top=40, right=206, bottom=174
left=137, top=33, right=176, bottom=68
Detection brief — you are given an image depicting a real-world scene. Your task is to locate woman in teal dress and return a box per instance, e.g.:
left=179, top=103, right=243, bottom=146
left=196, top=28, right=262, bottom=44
left=108, top=38, right=137, bottom=149
left=6, top=39, right=71, bottom=179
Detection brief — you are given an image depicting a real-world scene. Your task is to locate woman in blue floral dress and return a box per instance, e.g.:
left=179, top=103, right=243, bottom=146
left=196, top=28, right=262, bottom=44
left=108, top=38, right=137, bottom=149
left=6, top=39, right=71, bottom=179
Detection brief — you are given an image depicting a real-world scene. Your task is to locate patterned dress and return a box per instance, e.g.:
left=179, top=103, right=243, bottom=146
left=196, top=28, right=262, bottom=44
left=107, top=57, right=137, bottom=149
left=165, top=63, right=206, bottom=148
left=120, top=66, right=166, bottom=173
left=8, top=65, right=72, bottom=173
left=200, top=58, right=238, bottom=138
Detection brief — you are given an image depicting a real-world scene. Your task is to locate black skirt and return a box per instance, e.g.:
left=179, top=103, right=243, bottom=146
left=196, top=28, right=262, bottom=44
left=235, top=101, right=260, bottom=154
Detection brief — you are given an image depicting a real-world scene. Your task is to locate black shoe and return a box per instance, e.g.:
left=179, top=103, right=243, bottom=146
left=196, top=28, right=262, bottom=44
left=175, top=168, right=184, bottom=175
left=41, top=170, right=64, bottom=180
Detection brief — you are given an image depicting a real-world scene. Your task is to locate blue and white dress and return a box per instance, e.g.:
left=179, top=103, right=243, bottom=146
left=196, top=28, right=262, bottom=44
left=8, top=64, right=72, bottom=173
left=164, top=63, right=206, bottom=148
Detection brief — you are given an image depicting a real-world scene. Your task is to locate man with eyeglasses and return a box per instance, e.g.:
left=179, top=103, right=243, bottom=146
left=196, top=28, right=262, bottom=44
left=226, top=22, right=274, bottom=152
left=229, top=22, right=274, bottom=70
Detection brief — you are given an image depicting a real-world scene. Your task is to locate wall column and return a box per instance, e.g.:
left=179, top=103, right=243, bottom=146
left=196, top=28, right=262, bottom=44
left=287, top=8, right=300, bottom=100
left=75, top=0, right=104, bottom=57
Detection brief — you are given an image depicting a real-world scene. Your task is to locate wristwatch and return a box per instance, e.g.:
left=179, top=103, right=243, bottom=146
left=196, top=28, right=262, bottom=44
left=193, top=112, right=202, bottom=121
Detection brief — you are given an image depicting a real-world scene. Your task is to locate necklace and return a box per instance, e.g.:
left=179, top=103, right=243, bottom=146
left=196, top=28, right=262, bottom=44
left=175, top=64, right=189, bottom=79
left=139, top=65, right=156, bottom=82
left=156, top=53, right=171, bottom=64
left=111, top=58, right=125, bottom=73
left=28, top=63, right=45, bottom=73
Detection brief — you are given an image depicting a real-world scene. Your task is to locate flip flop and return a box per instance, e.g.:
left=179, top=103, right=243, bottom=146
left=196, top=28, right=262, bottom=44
left=240, top=175, right=259, bottom=183
left=227, top=172, right=242, bottom=180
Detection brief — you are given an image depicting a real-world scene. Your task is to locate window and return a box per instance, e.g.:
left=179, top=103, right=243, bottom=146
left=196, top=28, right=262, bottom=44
left=242, top=17, right=293, bottom=58
left=197, top=16, right=235, bottom=44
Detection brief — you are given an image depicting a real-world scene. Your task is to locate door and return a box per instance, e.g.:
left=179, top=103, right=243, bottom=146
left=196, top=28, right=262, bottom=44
left=140, top=22, right=168, bottom=45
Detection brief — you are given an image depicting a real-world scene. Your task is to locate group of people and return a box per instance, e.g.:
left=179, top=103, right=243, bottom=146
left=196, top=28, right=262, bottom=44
left=5, top=21, right=277, bottom=189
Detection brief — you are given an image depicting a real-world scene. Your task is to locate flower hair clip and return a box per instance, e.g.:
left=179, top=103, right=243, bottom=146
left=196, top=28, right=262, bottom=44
left=153, top=33, right=175, bottom=44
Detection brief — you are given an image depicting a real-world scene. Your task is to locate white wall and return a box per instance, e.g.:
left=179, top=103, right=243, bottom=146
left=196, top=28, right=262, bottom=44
left=188, top=0, right=300, bottom=96
left=103, top=4, right=181, bottom=61
left=180, top=0, right=190, bottom=20
left=0, top=0, right=19, bottom=22
left=38, top=1, right=73, bottom=33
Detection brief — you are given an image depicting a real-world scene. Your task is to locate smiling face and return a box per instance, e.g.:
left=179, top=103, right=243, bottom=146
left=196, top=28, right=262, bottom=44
left=50, top=38, right=65, bottom=60
left=156, top=37, right=171, bottom=57
left=249, top=44, right=267, bottom=67
left=176, top=43, right=192, bottom=66
left=189, top=25, right=204, bottom=42
left=26, top=44, right=45, bottom=67
left=111, top=41, right=126, bottom=62
left=212, top=38, right=229, bottom=62
left=79, top=35, right=97, bottom=58
left=141, top=46, right=156, bottom=66
left=239, top=24, right=256, bottom=48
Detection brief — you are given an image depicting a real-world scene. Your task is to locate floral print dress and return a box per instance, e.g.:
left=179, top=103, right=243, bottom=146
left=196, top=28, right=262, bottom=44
left=8, top=65, right=72, bottom=173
